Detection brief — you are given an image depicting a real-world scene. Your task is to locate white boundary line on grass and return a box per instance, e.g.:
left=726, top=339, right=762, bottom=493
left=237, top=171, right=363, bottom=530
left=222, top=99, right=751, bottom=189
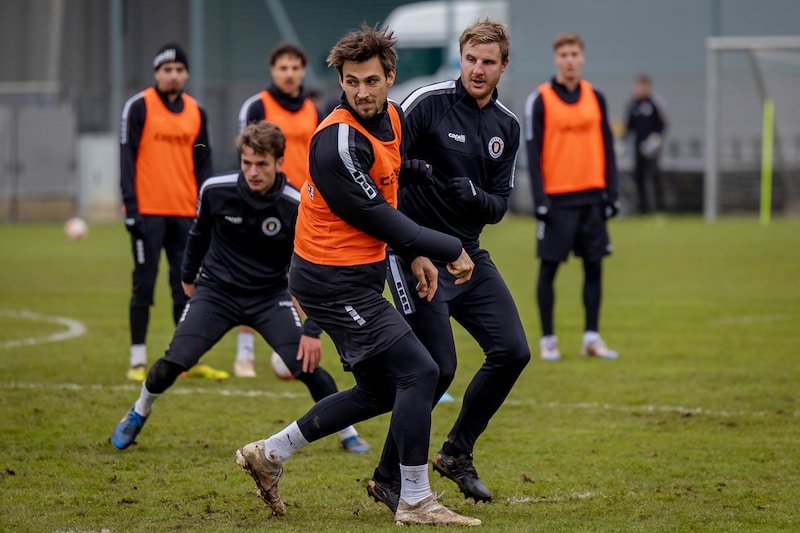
left=501, top=398, right=799, bottom=418
left=2, top=381, right=797, bottom=417
left=503, top=492, right=597, bottom=504
left=1, top=381, right=308, bottom=399
left=0, top=309, right=87, bottom=348
left=709, top=313, right=792, bottom=326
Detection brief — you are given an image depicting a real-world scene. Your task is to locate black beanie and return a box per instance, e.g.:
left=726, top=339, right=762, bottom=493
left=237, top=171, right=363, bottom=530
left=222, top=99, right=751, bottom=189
left=153, top=43, right=189, bottom=71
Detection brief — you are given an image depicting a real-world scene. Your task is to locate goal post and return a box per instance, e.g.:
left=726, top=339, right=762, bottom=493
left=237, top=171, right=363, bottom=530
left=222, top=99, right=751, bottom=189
left=704, top=36, right=800, bottom=222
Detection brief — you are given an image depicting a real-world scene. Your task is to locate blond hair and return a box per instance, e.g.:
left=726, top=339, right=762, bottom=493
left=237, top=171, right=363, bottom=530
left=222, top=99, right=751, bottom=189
left=459, top=18, right=510, bottom=62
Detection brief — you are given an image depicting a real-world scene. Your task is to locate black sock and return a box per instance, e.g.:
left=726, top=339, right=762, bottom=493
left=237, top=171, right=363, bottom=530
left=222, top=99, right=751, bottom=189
left=583, top=260, right=603, bottom=332
left=537, top=260, right=559, bottom=336
left=442, top=441, right=466, bottom=457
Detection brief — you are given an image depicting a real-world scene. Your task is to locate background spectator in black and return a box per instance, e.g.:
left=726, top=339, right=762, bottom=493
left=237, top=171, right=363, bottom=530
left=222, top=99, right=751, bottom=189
left=625, top=74, right=668, bottom=214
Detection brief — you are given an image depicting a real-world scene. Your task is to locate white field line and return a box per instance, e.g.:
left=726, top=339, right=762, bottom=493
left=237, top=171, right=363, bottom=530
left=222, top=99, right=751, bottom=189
left=0, top=309, right=87, bottom=348
left=709, top=313, right=793, bottom=325
left=1, top=381, right=797, bottom=417
left=503, top=492, right=597, bottom=504
left=501, top=398, right=799, bottom=418
left=0, top=381, right=308, bottom=399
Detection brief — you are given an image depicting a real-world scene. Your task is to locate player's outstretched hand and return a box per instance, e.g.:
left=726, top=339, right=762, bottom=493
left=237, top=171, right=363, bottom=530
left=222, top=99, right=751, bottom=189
left=447, top=248, right=474, bottom=285
left=296, top=335, right=322, bottom=373
left=410, top=256, right=439, bottom=301
left=399, top=158, right=434, bottom=187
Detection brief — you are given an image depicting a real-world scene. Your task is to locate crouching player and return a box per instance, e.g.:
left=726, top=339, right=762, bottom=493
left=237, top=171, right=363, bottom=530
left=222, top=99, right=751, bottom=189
left=110, top=121, right=369, bottom=453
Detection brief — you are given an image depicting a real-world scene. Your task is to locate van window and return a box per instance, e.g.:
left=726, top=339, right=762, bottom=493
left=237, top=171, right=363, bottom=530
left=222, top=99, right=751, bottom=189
left=395, top=47, right=445, bottom=83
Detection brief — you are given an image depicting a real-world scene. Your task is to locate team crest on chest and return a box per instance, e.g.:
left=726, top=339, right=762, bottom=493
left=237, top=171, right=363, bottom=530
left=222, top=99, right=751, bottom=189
left=488, top=136, right=504, bottom=159
left=262, top=217, right=281, bottom=236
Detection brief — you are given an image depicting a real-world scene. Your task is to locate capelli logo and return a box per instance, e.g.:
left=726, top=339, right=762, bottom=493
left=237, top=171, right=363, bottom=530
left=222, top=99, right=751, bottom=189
left=448, top=132, right=466, bottom=143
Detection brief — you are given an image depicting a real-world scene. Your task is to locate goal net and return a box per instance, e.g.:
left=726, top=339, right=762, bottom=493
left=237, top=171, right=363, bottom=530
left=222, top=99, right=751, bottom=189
left=704, top=36, right=800, bottom=221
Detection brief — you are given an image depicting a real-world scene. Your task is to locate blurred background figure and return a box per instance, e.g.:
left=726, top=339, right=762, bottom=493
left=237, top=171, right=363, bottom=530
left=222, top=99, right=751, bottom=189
left=119, top=42, right=227, bottom=382
left=625, top=74, right=668, bottom=215
left=234, top=42, right=320, bottom=378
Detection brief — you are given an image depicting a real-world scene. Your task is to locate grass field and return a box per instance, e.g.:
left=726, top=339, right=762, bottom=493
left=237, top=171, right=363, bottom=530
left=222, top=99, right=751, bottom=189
left=1, top=215, right=798, bottom=532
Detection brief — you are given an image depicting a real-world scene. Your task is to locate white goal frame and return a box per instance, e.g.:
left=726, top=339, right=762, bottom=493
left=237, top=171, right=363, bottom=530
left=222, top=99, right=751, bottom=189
left=704, top=35, right=800, bottom=222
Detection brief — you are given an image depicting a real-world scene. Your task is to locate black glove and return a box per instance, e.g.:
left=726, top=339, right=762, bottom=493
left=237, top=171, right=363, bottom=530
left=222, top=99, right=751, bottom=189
left=399, top=158, right=433, bottom=187
left=605, top=200, right=622, bottom=219
left=445, top=177, right=482, bottom=208
left=124, top=213, right=145, bottom=239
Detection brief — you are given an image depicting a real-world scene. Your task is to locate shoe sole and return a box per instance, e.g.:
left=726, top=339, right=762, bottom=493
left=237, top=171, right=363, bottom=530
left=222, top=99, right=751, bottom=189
left=366, top=480, right=398, bottom=513
left=432, top=458, right=492, bottom=503
left=395, top=515, right=482, bottom=526
left=235, top=448, right=286, bottom=516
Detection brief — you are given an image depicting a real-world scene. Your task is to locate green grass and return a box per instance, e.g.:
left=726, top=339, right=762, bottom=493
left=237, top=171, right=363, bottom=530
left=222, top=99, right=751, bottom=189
left=1, top=216, right=799, bottom=532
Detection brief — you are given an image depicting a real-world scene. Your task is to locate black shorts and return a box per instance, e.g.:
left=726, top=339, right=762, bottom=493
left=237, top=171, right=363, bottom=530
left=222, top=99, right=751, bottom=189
left=163, top=285, right=304, bottom=371
left=536, top=204, right=612, bottom=263
left=295, top=289, right=411, bottom=370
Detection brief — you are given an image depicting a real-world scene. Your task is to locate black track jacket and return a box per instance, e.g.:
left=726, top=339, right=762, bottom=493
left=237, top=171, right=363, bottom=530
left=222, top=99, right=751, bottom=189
left=399, top=78, right=520, bottom=255
left=182, top=171, right=298, bottom=295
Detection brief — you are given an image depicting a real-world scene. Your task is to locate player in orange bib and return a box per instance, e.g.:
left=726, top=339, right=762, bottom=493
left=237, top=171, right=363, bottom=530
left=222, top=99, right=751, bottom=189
left=524, top=32, right=620, bottom=361
left=236, top=24, right=481, bottom=527
left=119, top=42, right=226, bottom=382
left=232, top=43, right=324, bottom=383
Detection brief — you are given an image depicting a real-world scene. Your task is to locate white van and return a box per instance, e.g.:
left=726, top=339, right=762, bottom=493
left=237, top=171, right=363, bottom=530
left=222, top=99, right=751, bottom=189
left=383, top=1, right=509, bottom=101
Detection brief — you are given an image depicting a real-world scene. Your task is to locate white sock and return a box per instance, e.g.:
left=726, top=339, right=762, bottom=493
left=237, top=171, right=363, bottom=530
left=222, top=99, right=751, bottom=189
left=236, top=331, right=255, bottom=362
left=133, top=382, right=160, bottom=417
left=399, top=463, right=433, bottom=505
left=583, top=330, right=600, bottom=345
left=130, top=344, right=147, bottom=368
left=263, top=421, right=309, bottom=463
left=336, top=426, right=358, bottom=441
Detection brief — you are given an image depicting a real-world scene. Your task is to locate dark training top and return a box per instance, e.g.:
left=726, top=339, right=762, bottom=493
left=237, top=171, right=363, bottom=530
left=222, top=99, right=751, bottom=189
left=399, top=78, right=520, bottom=255
left=182, top=171, right=299, bottom=296
left=524, top=77, right=618, bottom=209
left=625, top=94, right=667, bottom=145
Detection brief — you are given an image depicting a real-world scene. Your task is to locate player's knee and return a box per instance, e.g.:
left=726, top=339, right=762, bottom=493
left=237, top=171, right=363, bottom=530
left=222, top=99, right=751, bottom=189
left=395, top=353, right=439, bottom=395
left=416, top=356, right=440, bottom=392
left=491, top=334, right=531, bottom=371
left=354, top=386, right=395, bottom=413
left=145, top=358, right=186, bottom=394
left=436, top=358, right=457, bottom=392
left=130, top=294, right=154, bottom=307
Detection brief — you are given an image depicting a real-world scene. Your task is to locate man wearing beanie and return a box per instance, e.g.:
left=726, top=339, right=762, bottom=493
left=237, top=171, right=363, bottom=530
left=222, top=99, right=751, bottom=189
left=119, top=42, right=227, bottom=382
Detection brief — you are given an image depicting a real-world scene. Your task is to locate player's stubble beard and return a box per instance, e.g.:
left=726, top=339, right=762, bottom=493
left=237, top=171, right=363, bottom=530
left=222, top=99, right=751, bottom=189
left=354, top=96, right=382, bottom=120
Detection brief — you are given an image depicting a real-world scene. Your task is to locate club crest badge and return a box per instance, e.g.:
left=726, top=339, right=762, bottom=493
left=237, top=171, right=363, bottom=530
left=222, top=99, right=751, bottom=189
left=262, top=217, right=281, bottom=236
left=488, top=136, right=504, bottom=159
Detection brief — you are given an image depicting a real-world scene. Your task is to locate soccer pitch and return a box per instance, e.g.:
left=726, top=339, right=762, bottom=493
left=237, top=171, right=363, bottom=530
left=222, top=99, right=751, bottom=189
left=1, top=216, right=798, bottom=532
